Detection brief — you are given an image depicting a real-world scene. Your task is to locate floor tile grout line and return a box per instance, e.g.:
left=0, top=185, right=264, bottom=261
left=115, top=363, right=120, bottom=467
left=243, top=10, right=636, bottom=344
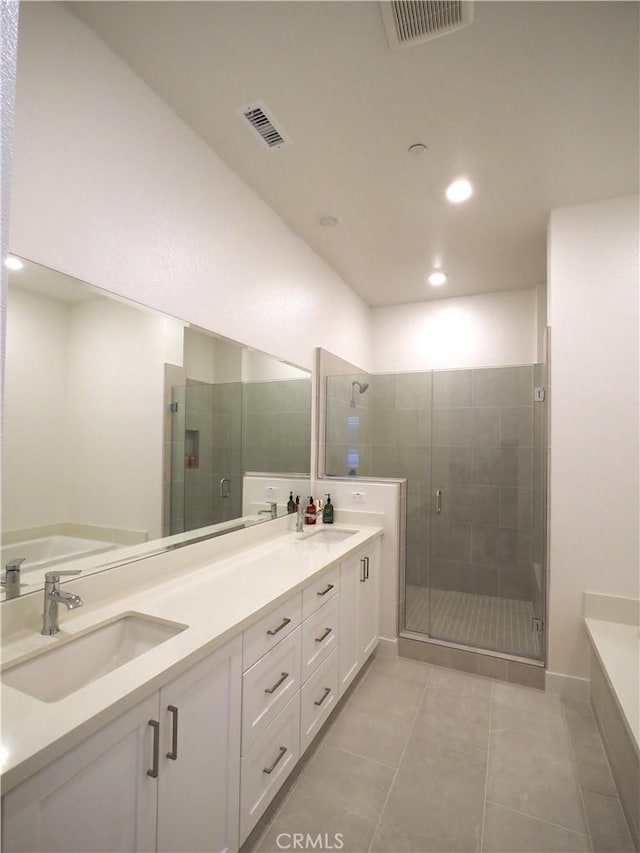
left=479, top=678, right=494, bottom=852
left=562, top=699, right=595, bottom=845
left=366, top=676, right=431, bottom=853
left=484, top=799, right=593, bottom=840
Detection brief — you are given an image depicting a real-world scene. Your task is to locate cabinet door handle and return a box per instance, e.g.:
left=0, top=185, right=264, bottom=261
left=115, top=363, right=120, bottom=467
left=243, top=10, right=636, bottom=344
left=263, top=745, right=287, bottom=774
left=435, top=488, right=442, bottom=515
left=314, top=687, right=331, bottom=707
left=315, top=627, right=332, bottom=643
left=166, top=705, right=178, bottom=761
left=265, top=671, right=289, bottom=694
left=317, top=583, right=334, bottom=597
left=267, top=617, right=291, bottom=636
left=147, top=719, right=160, bottom=778
left=364, top=556, right=370, bottom=580
left=360, top=557, right=366, bottom=582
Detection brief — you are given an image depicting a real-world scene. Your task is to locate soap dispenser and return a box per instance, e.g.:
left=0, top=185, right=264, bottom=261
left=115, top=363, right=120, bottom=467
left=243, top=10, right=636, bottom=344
left=287, top=491, right=296, bottom=513
left=322, top=494, right=334, bottom=524
left=304, top=496, right=317, bottom=525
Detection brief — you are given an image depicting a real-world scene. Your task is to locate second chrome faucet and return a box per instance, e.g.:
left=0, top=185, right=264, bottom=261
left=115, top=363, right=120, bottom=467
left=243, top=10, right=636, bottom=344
left=41, top=570, right=84, bottom=635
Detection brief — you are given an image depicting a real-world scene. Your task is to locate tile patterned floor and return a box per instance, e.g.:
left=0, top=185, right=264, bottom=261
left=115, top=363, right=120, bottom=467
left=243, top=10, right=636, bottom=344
left=406, top=586, right=542, bottom=659
left=242, top=655, right=635, bottom=853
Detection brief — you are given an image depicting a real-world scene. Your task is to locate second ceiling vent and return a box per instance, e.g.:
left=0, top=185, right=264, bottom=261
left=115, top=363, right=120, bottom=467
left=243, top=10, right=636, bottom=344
left=380, top=1, right=473, bottom=49
left=236, top=100, right=291, bottom=150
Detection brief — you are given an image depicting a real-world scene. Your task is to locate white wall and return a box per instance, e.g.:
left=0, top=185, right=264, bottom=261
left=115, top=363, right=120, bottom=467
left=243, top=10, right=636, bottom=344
left=3, top=286, right=69, bottom=529
left=371, top=288, right=538, bottom=372
left=9, top=2, right=372, bottom=374
left=547, top=194, right=639, bottom=684
left=66, top=298, right=183, bottom=540
left=3, top=286, right=182, bottom=539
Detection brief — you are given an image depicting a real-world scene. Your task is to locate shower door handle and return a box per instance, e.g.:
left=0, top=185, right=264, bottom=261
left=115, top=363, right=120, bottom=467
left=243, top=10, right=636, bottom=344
left=435, top=489, right=442, bottom=515
left=220, top=478, right=231, bottom=498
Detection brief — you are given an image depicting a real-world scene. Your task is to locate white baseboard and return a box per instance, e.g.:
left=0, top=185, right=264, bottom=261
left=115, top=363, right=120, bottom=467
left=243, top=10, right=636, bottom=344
left=545, top=670, right=590, bottom=702
left=376, top=636, right=398, bottom=658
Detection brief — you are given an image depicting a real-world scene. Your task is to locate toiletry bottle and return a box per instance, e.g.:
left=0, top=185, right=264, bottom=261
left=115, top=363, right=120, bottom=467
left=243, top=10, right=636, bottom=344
left=304, top=496, right=317, bottom=525
left=322, top=494, right=334, bottom=524
left=287, top=491, right=295, bottom=513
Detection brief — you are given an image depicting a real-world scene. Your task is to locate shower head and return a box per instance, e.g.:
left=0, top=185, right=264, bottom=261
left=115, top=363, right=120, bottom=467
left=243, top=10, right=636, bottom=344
left=350, top=380, right=370, bottom=406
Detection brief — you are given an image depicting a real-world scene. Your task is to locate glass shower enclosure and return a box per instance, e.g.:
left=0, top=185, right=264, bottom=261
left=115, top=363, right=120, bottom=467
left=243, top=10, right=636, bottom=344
left=325, top=365, right=547, bottom=662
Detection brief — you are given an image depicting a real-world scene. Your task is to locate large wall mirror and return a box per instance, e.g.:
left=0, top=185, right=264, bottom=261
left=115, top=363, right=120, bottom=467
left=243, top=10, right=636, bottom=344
left=1, top=257, right=311, bottom=600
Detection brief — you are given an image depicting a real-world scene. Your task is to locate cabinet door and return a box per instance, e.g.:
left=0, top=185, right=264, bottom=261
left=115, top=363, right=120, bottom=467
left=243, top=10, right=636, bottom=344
left=2, top=694, right=159, bottom=853
left=157, top=635, right=242, bottom=853
left=358, top=540, right=380, bottom=662
left=338, top=549, right=363, bottom=696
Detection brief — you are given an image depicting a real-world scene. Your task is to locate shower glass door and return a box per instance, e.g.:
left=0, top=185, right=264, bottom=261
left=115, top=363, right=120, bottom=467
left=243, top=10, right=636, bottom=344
left=427, top=366, right=544, bottom=660
left=324, top=363, right=547, bottom=662
left=170, top=381, right=243, bottom=535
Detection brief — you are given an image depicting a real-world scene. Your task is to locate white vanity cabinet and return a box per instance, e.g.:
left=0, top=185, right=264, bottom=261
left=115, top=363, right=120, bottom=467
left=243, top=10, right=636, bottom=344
left=155, top=635, right=242, bottom=853
left=338, top=540, right=381, bottom=697
left=1, top=636, right=242, bottom=853
left=1, top=694, right=159, bottom=853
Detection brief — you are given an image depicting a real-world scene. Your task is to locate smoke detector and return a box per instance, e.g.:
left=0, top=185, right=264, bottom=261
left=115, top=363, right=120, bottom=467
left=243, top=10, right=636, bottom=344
left=380, top=1, right=473, bottom=49
left=236, top=100, right=291, bottom=150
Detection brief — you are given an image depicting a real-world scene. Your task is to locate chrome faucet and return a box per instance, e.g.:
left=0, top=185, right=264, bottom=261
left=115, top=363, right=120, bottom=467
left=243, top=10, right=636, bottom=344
left=2, top=558, right=25, bottom=600
left=296, top=501, right=305, bottom=533
left=258, top=502, right=278, bottom=519
left=41, top=570, right=84, bottom=635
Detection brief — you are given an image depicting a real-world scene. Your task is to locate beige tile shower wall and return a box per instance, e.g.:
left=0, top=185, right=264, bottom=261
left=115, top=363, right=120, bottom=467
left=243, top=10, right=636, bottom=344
left=429, top=367, right=536, bottom=601
left=243, top=378, right=311, bottom=476
left=325, top=374, right=372, bottom=477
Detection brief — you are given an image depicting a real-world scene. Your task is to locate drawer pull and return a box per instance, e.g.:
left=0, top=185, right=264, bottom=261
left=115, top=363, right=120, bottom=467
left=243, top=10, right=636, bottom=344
left=360, top=557, right=367, bottom=582
left=147, top=719, right=159, bottom=778
left=263, top=745, right=287, bottom=774
left=315, top=627, right=332, bottom=644
left=267, top=617, right=291, bottom=636
left=314, top=687, right=332, bottom=707
left=317, top=583, right=334, bottom=597
left=265, top=671, right=289, bottom=694
left=167, top=705, right=178, bottom=761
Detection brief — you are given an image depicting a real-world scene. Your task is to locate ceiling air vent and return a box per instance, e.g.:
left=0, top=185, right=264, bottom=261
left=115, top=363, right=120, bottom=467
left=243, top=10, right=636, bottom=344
left=380, top=1, right=473, bottom=49
left=236, top=100, right=290, bottom=150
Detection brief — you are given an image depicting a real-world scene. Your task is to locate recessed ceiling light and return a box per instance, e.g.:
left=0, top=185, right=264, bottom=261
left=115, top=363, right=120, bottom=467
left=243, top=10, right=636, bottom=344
left=408, top=143, right=427, bottom=157
left=319, top=216, right=338, bottom=228
left=428, top=271, right=447, bottom=286
left=4, top=256, right=23, bottom=271
left=445, top=179, right=473, bottom=203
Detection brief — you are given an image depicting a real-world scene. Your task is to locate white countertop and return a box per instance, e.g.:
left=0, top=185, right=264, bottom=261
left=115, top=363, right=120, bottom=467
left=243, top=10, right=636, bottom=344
left=0, top=521, right=383, bottom=792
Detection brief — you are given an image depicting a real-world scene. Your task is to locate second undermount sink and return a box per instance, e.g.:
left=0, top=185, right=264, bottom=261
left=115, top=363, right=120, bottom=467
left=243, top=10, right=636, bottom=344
left=301, top=528, right=358, bottom=544
left=2, top=613, right=187, bottom=703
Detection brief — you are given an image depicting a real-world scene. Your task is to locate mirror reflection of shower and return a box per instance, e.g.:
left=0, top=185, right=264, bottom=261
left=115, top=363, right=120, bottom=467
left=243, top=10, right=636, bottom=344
left=350, top=380, right=370, bottom=407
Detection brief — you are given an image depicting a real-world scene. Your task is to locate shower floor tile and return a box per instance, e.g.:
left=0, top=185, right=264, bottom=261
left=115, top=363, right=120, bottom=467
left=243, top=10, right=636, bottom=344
left=405, top=585, right=542, bottom=659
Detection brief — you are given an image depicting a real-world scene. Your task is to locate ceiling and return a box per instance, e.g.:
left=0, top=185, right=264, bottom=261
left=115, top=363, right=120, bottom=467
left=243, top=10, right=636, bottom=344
left=68, top=1, right=639, bottom=308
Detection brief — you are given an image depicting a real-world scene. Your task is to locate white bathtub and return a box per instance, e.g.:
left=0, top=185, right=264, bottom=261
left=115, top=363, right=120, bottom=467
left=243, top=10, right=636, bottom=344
left=584, top=592, right=640, bottom=848
left=1, top=536, right=118, bottom=575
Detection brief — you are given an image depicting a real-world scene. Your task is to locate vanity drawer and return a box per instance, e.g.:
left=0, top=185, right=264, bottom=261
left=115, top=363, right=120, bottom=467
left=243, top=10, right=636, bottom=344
left=300, top=649, right=339, bottom=754
left=302, top=564, right=340, bottom=620
left=242, top=626, right=301, bottom=753
left=301, top=595, right=339, bottom=683
left=240, top=693, right=301, bottom=844
left=243, top=591, right=302, bottom=671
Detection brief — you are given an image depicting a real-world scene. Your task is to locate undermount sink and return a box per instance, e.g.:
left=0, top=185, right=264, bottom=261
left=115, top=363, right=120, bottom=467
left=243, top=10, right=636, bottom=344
left=2, top=613, right=187, bottom=703
left=301, top=528, right=358, bottom=544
